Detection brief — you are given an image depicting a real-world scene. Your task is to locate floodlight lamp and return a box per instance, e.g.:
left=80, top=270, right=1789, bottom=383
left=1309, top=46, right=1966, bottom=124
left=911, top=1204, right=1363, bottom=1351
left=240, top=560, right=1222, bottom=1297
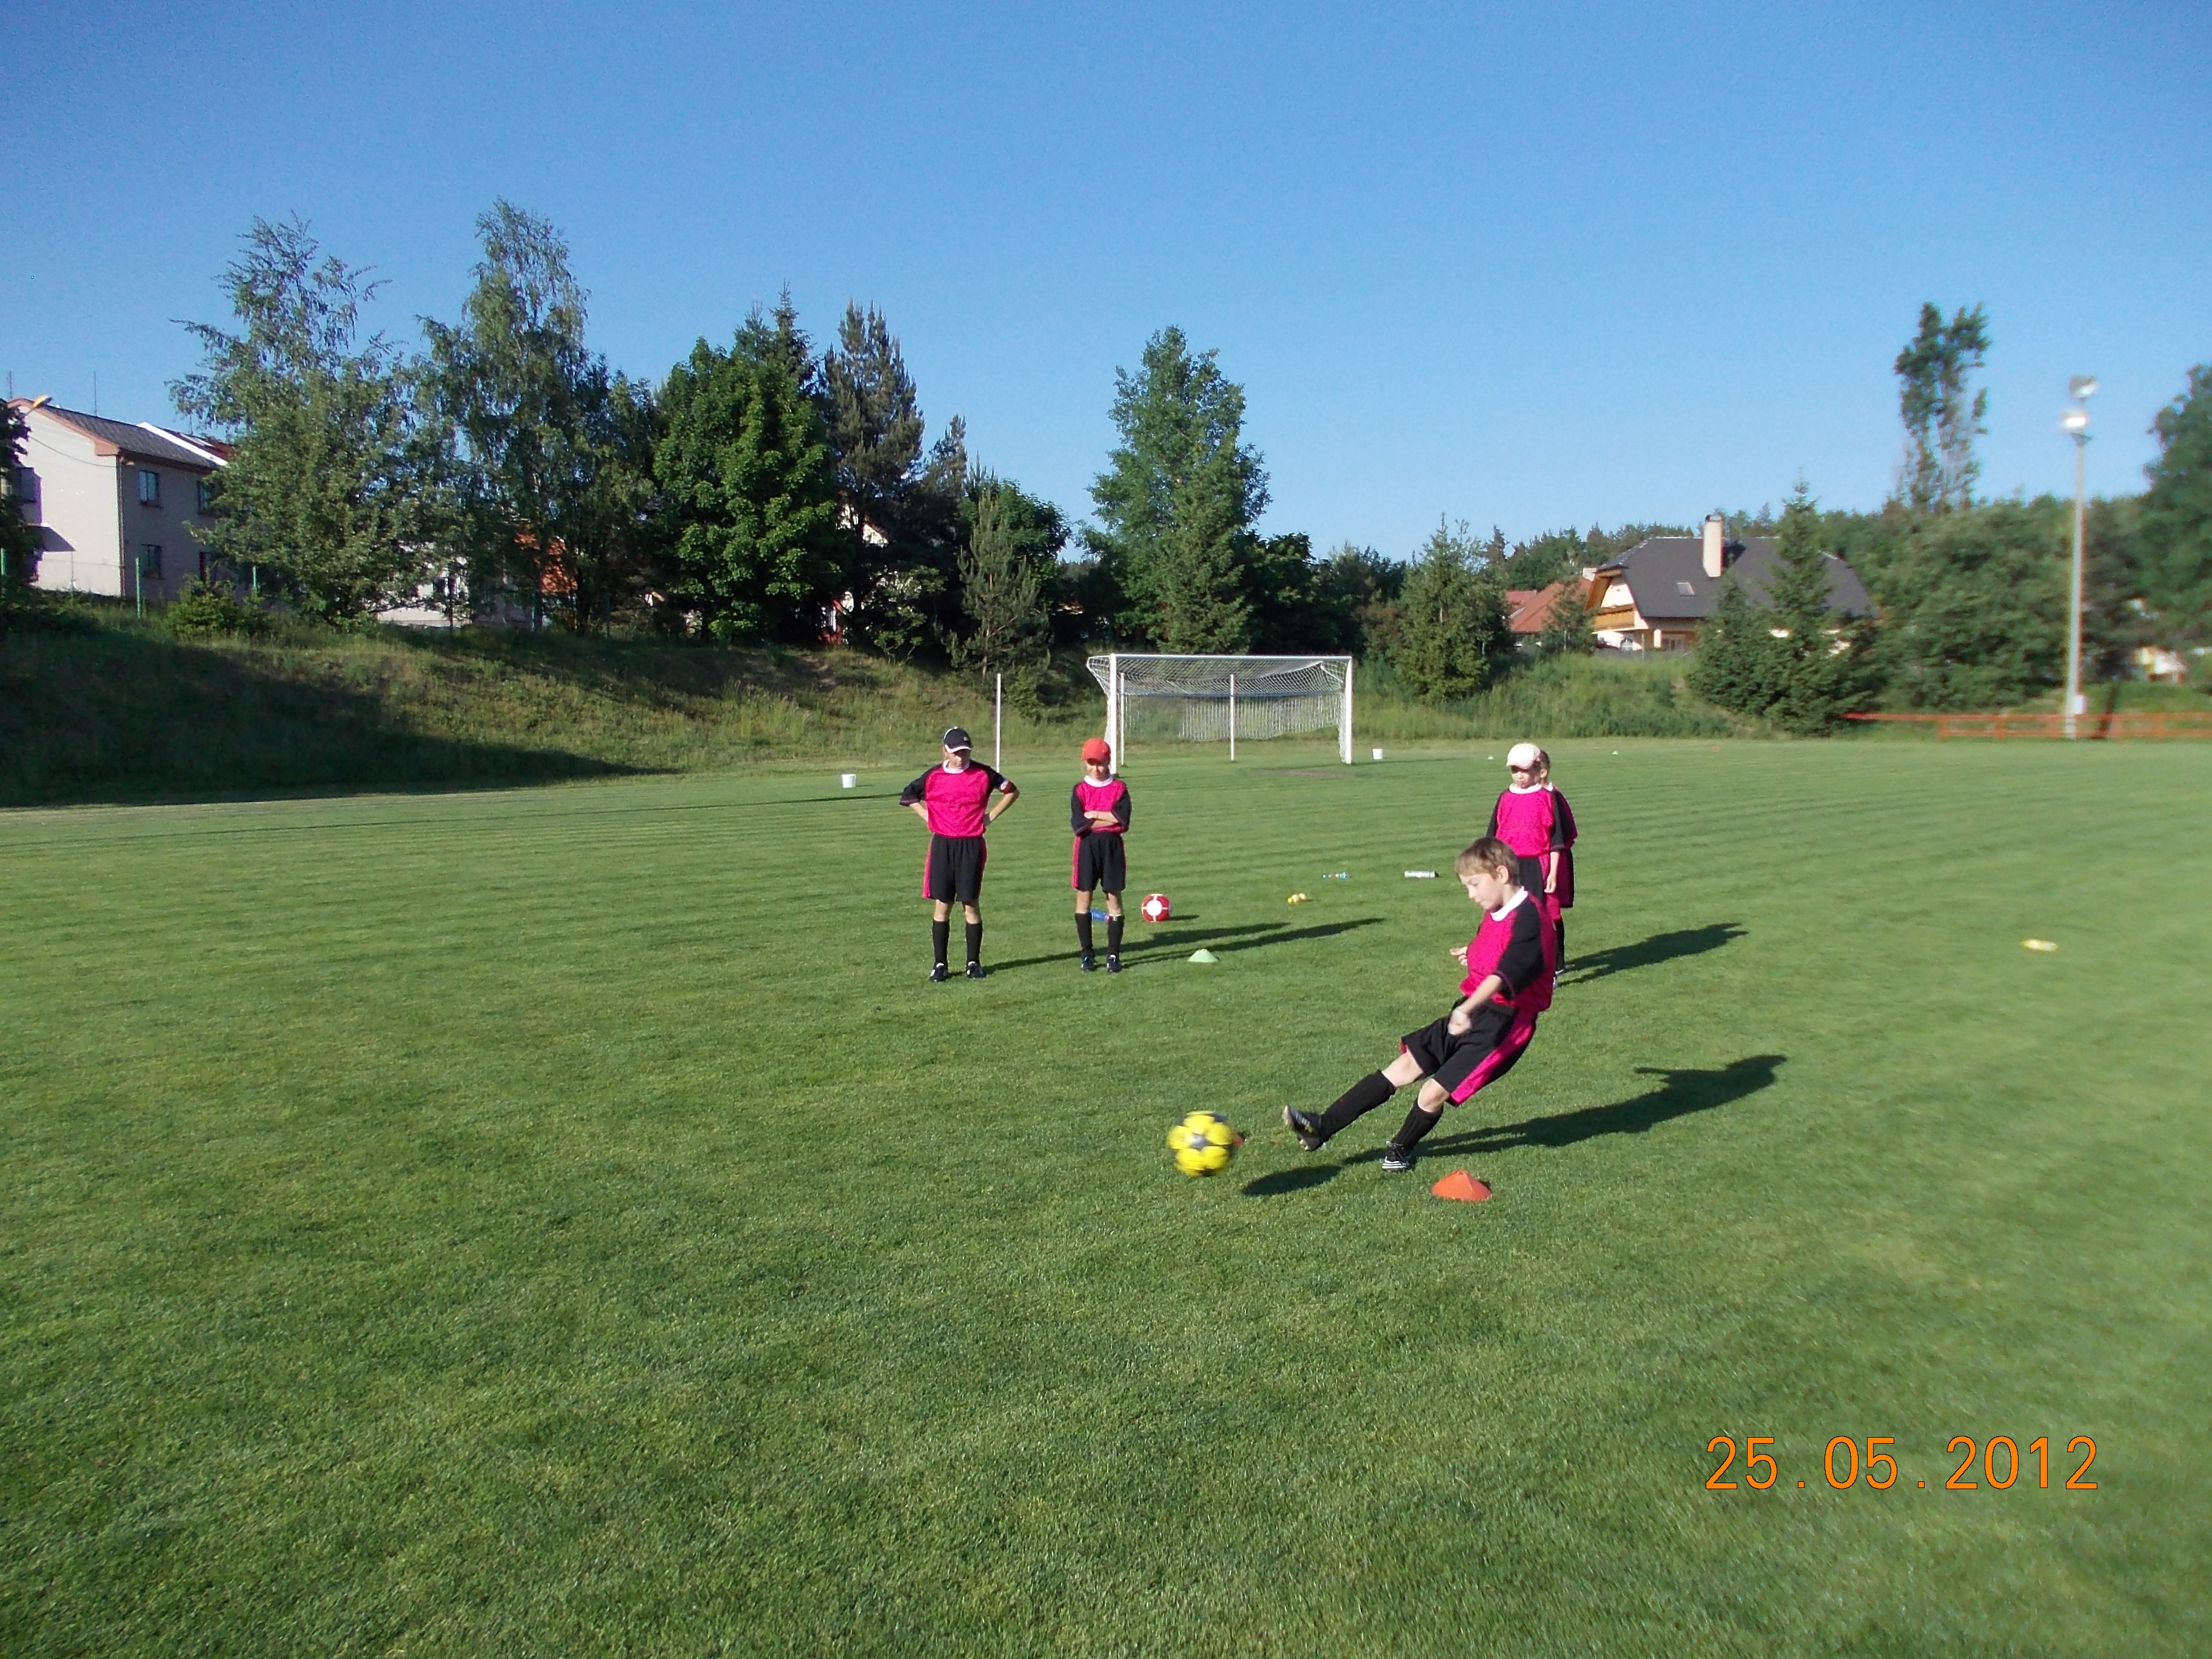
left=2060, top=408, right=2090, bottom=434
left=2068, top=375, right=2098, bottom=401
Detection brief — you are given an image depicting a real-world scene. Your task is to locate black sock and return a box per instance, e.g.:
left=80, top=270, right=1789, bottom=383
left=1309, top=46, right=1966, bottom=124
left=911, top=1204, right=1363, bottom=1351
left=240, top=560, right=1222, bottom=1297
left=1316, top=1070, right=1397, bottom=1139
left=1555, top=917, right=1566, bottom=964
left=932, top=919, right=950, bottom=968
left=965, top=920, right=982, bottom=965
left=1076, top=913, right=1094, bottom=953
left=1388, top=1101, right=1443, bottom=1152
left=1107, top=913, right=1124, bottom=954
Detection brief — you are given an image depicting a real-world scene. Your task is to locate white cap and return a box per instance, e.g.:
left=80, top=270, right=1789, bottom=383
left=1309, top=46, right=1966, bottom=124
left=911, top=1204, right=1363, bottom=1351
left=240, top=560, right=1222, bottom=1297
left=1506, top=742, right=1544, bottom=769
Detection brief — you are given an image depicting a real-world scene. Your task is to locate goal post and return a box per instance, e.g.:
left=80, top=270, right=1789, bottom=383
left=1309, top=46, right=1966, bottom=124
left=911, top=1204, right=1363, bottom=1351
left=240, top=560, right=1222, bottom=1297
left=1087, top=653, right=1356, bottom=772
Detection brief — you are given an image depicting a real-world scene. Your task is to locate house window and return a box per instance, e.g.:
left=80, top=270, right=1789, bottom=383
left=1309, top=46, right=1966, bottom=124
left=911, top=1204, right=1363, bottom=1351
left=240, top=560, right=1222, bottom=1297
left=5, top=468, right=33, bottom=521
left=1676, top=580, right=1695, bottom=595
left=138, top=468, right=161, bottom=505
left=196, top=477, right=216, bottom=514
left=139, top=545, right=163, bottom=579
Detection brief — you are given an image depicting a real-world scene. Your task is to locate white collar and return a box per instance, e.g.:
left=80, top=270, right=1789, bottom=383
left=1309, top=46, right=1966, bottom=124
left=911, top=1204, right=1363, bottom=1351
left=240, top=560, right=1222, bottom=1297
left=942, top=759, right=971, bottom=773
left=1507, top=783, right=1543, bottom=794
left=1490, top=886, right=1530, bottom=919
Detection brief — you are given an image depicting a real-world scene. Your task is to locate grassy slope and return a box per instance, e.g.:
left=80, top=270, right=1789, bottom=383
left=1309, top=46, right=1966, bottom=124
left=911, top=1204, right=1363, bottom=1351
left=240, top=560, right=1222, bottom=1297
left=2, top=612, right=1742, bottom=807
left=2, top=742, right=2206, bottom=1655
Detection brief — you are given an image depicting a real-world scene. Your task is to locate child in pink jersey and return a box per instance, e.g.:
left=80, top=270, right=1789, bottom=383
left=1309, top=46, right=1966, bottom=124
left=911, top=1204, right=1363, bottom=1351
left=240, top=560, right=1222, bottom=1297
left=1486, top=741, right=1577, bottom=964
left=1070, top=737, right=1131, bottom=972
left=1284, top=837, right=1556, bottom=1173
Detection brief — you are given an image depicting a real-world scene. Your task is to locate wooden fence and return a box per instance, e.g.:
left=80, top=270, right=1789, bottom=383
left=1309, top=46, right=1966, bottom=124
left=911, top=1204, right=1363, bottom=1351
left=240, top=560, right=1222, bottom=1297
left=1845, top=710, right=2212, bottom=740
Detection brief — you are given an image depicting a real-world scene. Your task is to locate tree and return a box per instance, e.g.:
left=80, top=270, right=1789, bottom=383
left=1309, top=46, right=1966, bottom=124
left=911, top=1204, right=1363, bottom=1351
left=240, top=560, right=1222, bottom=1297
left=1, top=402, right=40, bottom=615
left=947, top=480, right=1062, bottom=700
left=1088, top=327, right=1268, bottom=650
left=655, top=321, right=845, bottom=642
left=1761, top=483, right=1863, bottom=732
left=821, top=303, right=925, bottom=555
left=2137, top=363, right=2212, bottom=650
left=172, top=217, right=437, bottom=623
left=1869, top=499, right=2068, bottom=708
left=1392, top=521, right=1510, bottom=700
left=1892, top=302, right=1990, bottom=512
left=1685, top=572, right=1783, bottom=714
left=423, top=201, right=643, bottom=630
left=1535, top=575, right=1595, bottom=655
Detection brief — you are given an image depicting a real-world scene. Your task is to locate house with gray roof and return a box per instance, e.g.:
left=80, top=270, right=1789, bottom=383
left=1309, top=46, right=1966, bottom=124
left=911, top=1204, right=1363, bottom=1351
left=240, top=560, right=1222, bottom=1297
left=1584, top=514, right=1871, bottom=651
left=7, top=397, right=229, bottom=602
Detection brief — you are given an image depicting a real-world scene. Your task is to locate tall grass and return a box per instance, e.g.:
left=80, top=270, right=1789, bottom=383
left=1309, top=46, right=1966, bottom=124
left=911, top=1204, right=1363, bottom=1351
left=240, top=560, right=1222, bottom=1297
left=1356, top=650, right=1735, bottom=740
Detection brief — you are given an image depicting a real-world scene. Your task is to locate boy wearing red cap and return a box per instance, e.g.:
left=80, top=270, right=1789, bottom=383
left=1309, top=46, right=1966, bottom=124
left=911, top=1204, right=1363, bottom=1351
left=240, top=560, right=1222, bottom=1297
left=900, top=726, right=1019, bottom=980
left=1070, top=737, right=1131, bottom=971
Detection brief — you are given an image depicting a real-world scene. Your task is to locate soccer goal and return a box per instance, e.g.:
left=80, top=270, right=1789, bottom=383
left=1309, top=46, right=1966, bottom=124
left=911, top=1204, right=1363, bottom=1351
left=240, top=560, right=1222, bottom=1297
left=1086, top=654, right=1355, bottom=771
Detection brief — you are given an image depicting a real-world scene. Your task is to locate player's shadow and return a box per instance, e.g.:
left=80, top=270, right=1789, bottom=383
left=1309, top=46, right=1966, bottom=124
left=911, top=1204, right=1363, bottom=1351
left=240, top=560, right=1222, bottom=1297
left=1559, top=923, right=1745, bottom=985
left=1240, top=1164, right=1342, bottom=1198
left=1395, top=1054, right=1787, bottom=1159
left=985, top=917, right=1382, bottom=975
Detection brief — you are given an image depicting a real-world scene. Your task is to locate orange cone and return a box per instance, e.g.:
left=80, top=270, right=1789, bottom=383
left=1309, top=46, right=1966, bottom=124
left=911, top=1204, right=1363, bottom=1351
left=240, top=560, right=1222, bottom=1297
left=1430, top=1170, right=1491, bottom=1202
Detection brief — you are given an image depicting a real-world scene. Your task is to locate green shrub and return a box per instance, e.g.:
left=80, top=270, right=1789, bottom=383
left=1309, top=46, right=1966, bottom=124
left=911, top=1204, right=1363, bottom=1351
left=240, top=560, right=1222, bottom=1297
left=163, top=578, right=271, bottom=640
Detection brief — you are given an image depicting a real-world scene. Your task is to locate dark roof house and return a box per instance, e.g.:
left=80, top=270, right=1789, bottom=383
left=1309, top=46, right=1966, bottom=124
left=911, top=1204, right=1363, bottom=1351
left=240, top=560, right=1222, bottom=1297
left=1585, top=515, right=1871, bottom=650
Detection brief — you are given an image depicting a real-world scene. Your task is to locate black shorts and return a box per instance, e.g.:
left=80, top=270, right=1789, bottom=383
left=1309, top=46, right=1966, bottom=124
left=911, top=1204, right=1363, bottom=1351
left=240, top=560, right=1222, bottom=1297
left=1400, top=1002, right=1540, bottom=1104
left=925, top=834, right=987, bottom=903
left=1072, top=833, right=1127, bottom=894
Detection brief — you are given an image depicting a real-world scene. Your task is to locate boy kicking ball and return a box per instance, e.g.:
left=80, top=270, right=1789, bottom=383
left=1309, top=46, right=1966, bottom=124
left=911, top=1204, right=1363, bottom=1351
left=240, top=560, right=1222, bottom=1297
left=900, top=726, right=1019, bottom=980
left=1070, top=737, right=1131, bottom=972
left=1284, top=836, right=1557, bottom=1173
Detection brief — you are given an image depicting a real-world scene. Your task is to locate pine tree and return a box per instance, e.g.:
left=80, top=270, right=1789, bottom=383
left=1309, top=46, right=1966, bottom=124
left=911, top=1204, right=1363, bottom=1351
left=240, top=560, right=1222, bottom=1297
left=1763, top=483, right=1857, bottom=732
left=655, top=323, right=844, bottom=642
left=947, top=481, right=1059, bottom=700
left=1088, top=327, right=1267, bottom=649
left=821, top=303, right=925, bottom=558
left=1393, top=521, right=1510, bottom=700
left=1535, top=576, right=1595, bottom=655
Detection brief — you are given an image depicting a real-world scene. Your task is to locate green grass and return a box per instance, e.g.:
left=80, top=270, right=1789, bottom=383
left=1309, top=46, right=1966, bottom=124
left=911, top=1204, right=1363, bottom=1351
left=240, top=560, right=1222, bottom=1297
left=4, top=740, right=2206, bottom=1655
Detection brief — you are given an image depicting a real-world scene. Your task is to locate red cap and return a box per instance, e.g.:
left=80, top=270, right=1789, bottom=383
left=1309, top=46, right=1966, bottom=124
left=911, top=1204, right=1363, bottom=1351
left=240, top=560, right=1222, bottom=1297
left=1081, top=737, right=1112, bottom=765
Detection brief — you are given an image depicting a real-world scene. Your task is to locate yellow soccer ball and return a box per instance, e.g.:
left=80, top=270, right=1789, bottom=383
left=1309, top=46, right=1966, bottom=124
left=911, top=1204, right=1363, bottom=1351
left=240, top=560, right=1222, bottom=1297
left=1167, top=1110, right=1241, bottom=1178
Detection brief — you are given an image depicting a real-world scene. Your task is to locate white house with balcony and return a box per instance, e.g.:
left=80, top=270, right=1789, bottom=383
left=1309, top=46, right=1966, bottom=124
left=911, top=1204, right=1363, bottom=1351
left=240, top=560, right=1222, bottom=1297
left=7, top=397, right=229, bottom=603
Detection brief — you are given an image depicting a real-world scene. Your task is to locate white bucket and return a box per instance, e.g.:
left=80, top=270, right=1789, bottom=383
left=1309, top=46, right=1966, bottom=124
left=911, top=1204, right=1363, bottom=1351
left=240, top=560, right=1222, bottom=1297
left=839, top=773, right=857, bottom=789
left=1371, top=748, right=1384, bottom=760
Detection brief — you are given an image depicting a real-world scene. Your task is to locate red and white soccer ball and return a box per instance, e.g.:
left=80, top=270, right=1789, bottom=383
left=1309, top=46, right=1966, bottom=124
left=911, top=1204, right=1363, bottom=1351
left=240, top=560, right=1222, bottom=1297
left=1141, top=893, right=1171, bottom=923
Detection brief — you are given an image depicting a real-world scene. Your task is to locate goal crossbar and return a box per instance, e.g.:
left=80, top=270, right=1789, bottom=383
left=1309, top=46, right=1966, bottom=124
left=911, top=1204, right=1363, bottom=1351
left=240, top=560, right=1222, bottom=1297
left=1086, top=653, right=1355, bottom=769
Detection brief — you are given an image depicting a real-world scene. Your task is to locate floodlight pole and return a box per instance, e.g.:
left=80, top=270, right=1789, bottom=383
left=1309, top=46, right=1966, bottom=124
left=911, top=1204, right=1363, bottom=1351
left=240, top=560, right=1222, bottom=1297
left=2061, top=378, right=2096, bottom=740
left=994, top=672, right=1003, bottom=771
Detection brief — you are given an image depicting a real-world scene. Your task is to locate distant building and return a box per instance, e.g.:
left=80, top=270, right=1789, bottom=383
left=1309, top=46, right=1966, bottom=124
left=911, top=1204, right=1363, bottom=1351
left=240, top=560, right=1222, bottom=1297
left=1584, top=514, right=1871, bottom=651
left=1505, top=583, right=1570, bottom=638
left=7, top=398, right=229, bottom=602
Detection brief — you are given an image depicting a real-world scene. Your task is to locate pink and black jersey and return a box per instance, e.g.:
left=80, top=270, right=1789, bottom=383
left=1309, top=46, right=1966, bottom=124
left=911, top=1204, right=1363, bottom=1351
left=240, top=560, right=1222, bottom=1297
left=900, top=761, right=1015, bottom=837
left=1457, top=888, right=1557, bottom=1014
left=1487, top=784, right=1578, bottom=910
left=1069, top=777, right=1131, bottom=836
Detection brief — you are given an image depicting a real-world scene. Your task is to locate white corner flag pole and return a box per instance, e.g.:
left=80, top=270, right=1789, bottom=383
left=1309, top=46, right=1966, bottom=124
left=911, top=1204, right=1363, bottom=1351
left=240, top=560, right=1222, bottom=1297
left=1228, top=674, right=1236, bottom=762
left=994, top=673, right=1003, bottom=771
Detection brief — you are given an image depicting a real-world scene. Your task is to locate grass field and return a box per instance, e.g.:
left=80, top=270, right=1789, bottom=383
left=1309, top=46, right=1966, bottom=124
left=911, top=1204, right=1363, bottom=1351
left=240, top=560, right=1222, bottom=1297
left=4, top=740, right=2207, bottom=1655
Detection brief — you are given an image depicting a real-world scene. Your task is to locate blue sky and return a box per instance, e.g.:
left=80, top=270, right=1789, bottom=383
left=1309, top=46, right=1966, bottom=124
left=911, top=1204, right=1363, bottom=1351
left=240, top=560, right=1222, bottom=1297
left=5, top=1, right=2206, bottom=557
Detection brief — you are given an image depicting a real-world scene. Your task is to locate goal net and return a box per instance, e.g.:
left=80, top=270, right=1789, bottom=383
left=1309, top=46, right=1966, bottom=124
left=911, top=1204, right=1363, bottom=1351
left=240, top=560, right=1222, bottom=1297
left=1086, top=653, right=1355, bottom=769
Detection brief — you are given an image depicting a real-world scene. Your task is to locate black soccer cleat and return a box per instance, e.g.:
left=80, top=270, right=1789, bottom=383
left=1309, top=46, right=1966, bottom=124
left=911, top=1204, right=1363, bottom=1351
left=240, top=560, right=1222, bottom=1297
left=1283, top=1105, right=1326, bottom=1151
left=1081, top=953, right=1096, bottom=972
left=1379, top=1144, right=1418, bottom=1174
left=929, top=962, right=949, bottom=982
left=965, top=961, right=987, bottom=980
left=1106, top=953, right=1122, bottom=974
